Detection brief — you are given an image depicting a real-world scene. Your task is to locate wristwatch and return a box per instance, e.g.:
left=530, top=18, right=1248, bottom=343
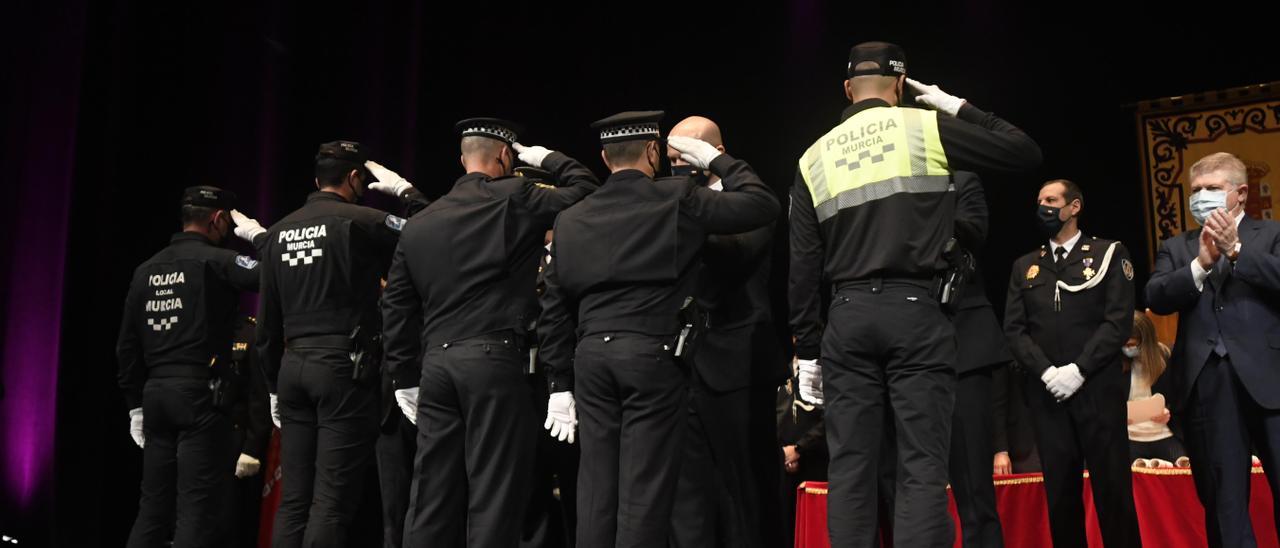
left=1227, top=241, right=1242, bottom=262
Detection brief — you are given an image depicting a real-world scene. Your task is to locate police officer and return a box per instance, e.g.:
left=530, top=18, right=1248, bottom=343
left=380, top=118, right=599, bottom=546
left=538, top=111, right=779, bottom=547
left=1003, top=179, right=1140, bottom=548
left=789, top=42, right=1042, bottom=547
left=116, top=186, right=266, bottom=548
left=256, top=140, right=409, bottom=548
left=665, top=115, right=788, bottom=548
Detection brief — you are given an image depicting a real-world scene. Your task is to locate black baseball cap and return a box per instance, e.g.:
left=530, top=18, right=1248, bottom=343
left=181, top=185, right=236, bottom=210
left=848, top=41, right=907, bottom=78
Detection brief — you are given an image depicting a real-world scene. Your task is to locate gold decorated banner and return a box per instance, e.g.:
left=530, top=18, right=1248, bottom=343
left=1136, top=82, right=1280, bottom=264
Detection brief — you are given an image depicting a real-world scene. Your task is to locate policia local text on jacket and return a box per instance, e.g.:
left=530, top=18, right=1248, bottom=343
left=116, top=186, right=262, bottom=548
left=788, top=42, right=1041, bottom=547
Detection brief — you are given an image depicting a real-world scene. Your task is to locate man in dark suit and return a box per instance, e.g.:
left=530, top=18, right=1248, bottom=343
left=1004, top=179, right=1140, bottom=548
left=665, top=116, right=789, bottom=548
left=947, top=171, right=1009, bottom=547
left=1146, top=152, right=1280, bottom=548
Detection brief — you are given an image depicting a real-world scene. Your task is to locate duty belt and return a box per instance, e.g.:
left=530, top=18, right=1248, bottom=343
left=287, top=334, right=352, bottom=350
left=834, top=275, right=937, bottom=294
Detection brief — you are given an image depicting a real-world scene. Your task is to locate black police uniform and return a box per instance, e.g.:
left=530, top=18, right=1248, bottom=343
left=1004, top=234, right=1141, bottom=548
left=380, top=118, right=600, bottom=547
left=670, top=213, right=788, bottom=547
left=256, top=141, right=406, bottom=548
left=539, top=111, right=780, bottom=548
left=788, top=43, right=1042, bottom=547
left=116, top=186, right=260, bottom=548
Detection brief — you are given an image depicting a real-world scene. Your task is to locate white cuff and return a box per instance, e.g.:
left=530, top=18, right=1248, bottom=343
left=1190, top=259, right=1211, bottom=292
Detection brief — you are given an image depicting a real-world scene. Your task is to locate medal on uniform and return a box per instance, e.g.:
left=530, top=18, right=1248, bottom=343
left=1083, top=257, right=1093, bottom=268
left=1082, top=266, right=1096, bottom=280
left=1081, top=244, right=1091, bottom=252
left=1026, top=264, right=1040, bottom=280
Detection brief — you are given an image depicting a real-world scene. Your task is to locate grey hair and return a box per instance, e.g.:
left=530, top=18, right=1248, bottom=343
left=1190, top=152, right=1247, bottom=188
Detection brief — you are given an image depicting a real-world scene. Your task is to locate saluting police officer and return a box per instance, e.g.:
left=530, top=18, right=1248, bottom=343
left=1003, top=179, right=1140, bottom=548
left=256, top=141, right=412, bottom=548
left=538, top=111, right=779, bottom=547
left=665, top=115, right=789, bottom=548
left=788, top=42, right=1042, bottom=547
left=380, top=118, right=599, bottom=546
left=116, top=186, right=266, bottom=548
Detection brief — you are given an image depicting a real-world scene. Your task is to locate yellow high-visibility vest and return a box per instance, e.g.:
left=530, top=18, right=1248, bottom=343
left=798, top=106, right=951, bottom=223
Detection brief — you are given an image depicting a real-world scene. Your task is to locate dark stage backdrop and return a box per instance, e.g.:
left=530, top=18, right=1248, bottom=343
left=2, top=1, right=1276, bottom=546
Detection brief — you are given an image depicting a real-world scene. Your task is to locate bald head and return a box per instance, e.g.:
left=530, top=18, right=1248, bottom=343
left=669, top=116, right=723, bottom=147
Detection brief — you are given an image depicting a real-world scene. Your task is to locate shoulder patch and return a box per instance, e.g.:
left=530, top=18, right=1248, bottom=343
left=1122, top=259, right=1134, bottom=281
left=385, top=215, right=407, bottom=232
left=235, top=255, right=259, bottom=270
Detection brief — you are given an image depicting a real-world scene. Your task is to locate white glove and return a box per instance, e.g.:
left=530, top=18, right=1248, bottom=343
left=544, top=391, right=578, bottom=444
left=1040, top=365, right=1060, bottom=385
left=906, top=78, right=966, bottom=117
left=235, top=453, right=262, bottom=478
left=395, top=387, right=419, bottom=425
left=365, top=161, right=415, bottom=197
left=513, top=142, right=553, bottom=168
left=230, top=209, right=267, bottom=242
left=666, top=136, right=723, bottom=170
left=797, top=358, right=823, bottom=406
left=128, top=407, right=145, bottom=448
left=269, top=394, right=281, bottom=429
left=1046, top=363, right=1085, bottom=401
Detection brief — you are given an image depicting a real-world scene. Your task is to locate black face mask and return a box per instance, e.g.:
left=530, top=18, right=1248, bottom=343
left=671, top=164, right=711, bottom=186
left=1037, top=204, right=1065, bottom=238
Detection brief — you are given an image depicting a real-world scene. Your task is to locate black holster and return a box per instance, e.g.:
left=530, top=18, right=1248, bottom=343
left=934, top=238, right=975, bottom=315
left=349, top=325, right=382, bottom=385
left=208, top=355, right=240, bottom=414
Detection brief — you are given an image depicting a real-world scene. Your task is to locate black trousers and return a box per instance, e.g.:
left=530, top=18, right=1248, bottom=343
left=404, top=333, right=537, bottom=547
left=273, top=346, right=380, bottom=548
left=822, top=282, right=956, bottom=548
left=575, top=333, right=689, bottom=548
left=950, top=367, right=1003, bottom=548
left=521, top=373, right=581, bottom=548
left=749, top=381, right=787, bottom=548
left=128, top=376, right=235, bottom=548
left=1025, top=362, right=1140, bottom=548
left=376, top=412, right=416, bottom=548
left=1186, top=353, right=1280, bottom=548
left=670, top=377, right=753, bottom=548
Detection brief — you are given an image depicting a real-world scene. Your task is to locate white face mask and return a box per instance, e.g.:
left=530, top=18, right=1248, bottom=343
left=1122, top=345, right=1140, bottom=359
left=1189, top=189, right=1227, bottom=225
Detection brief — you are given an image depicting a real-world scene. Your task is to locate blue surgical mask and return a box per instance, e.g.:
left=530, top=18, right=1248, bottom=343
left=1189, top=189, right=1227, bottom=225
left=1122, top=345, right=1140, bottom=359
